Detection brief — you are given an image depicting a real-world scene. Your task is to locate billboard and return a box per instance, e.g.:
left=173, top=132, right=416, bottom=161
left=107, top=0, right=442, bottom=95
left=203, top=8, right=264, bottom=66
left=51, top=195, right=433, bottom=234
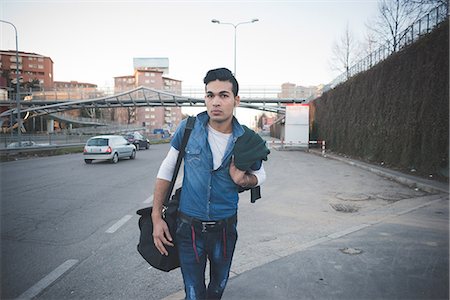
left=284, top=104, right=309, bottom=146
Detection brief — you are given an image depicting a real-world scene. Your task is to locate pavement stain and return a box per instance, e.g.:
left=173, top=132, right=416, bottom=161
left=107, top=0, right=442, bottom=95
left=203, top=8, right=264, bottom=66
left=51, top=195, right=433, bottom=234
left=339, top=247, right=364, bottom=255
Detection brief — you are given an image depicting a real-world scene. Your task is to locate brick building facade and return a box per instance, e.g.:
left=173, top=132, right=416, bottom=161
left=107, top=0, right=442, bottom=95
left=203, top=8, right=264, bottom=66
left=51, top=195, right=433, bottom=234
left=0, top=50, right=54, bottom=89
left=114, top=64, right=183, bottom=133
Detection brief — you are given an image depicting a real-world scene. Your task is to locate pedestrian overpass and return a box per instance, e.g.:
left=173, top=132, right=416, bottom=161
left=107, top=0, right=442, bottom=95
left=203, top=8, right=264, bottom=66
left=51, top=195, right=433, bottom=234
left=0, top=86, right=306, bottom=118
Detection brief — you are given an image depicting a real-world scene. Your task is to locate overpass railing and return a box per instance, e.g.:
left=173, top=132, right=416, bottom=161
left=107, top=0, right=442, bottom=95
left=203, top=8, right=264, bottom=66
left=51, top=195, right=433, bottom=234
left=0, top=85, right=285, bottom=102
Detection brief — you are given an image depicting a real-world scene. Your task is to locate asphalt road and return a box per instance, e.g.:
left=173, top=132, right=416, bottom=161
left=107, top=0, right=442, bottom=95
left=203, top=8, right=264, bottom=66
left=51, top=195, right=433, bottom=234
left=1, top=143, right=448, bottom=300
left=1, top=143, right=185, bottom=300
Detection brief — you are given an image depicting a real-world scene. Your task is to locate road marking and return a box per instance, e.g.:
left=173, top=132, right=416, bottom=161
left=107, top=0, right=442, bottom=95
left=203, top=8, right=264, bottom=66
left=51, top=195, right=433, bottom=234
left=17, top=259, right=78, bottom=299
left=105, top=215, right=133, bottom=233
left=143, top=194, right=153, bottom=204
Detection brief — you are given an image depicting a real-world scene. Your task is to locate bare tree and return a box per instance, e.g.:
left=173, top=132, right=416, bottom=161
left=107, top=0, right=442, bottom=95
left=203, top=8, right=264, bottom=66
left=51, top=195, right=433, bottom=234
left=369, top=0, right=435, bottom=52
left=330, top=24, right=360, bottom=79
left=362, top=32, right=378, bottom=56
left=406, top=0, right=449, bottom=8
left=126, top=107, right=137, bottom=125
left=109, top=108, right=116, bottom=122
left=84, top=108, right=97, bottom=119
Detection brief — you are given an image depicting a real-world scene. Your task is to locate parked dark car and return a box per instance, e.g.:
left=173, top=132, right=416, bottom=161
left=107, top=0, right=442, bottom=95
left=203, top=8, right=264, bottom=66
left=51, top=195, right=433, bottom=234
left=124, top=132, right=150, bottom=150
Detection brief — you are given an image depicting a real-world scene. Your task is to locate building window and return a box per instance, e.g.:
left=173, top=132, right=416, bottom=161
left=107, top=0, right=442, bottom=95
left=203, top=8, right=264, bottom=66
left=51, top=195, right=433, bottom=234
left=151, top=108, right=155, bottom=112
left=145, top=114, right=150, bottom=119
left=151, top=73, right=155, bottom=77
left=145, top=73, right=150, bottom=77
left=10, top=56, right=22, bottom=62
left=145, top=108, right=150, bottom=111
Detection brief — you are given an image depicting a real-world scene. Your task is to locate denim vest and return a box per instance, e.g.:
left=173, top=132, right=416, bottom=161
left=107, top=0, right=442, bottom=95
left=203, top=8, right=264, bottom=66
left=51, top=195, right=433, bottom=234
left=171, top=111, right=245, bottom=221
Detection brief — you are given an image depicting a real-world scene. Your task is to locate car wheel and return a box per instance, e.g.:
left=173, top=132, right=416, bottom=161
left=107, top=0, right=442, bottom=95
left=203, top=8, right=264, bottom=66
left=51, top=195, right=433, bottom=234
left=130, top=149, right=136, bottom=159
left=135, top=143, right=139, bottom=150
left=84, top=159, right=93, bottom=164
left=146, top=142, right=149, bottom=149
left=111, top=153, right=119, bottom=164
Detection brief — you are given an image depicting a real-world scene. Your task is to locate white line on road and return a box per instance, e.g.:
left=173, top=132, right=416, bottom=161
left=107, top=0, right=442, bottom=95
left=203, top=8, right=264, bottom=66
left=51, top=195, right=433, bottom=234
left=143, top=194, right=153, bottom=204
left=17, top=259, right=78, bottom=300
left=105, top=215, right=133, bottom=233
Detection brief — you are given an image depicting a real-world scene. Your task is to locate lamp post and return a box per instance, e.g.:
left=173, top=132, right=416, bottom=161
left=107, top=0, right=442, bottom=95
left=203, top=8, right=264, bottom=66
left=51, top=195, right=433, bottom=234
left=0, top=20, right=21, bottom=145
left=211, top=18, right=259, bottom=77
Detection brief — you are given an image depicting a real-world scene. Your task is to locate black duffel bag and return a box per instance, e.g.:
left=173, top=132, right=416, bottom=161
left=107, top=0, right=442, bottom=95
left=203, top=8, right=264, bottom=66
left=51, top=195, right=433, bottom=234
left=136, top=187, right=181, bottom=272
left=136, top=116, right=195, bottom=272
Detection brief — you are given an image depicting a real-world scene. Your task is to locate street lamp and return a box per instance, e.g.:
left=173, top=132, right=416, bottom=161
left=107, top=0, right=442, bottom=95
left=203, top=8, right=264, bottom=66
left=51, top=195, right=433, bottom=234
left=211, top=18, right=259, bottom=77
left=0, top=19, right=21, bottom=145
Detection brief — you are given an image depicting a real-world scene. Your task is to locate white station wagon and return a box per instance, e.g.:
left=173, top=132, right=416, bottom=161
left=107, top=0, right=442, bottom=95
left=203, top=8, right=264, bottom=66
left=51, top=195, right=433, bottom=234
left=83, top=135, right=136, bottom=164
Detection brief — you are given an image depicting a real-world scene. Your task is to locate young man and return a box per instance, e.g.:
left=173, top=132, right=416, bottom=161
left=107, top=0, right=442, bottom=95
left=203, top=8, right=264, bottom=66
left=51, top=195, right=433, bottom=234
left=152, top=68, right=267, bottom=300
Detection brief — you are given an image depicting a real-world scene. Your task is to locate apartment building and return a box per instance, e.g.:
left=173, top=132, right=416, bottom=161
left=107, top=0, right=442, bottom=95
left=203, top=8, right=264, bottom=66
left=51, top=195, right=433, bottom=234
left=0, top=50, right=54, bottom=89
left=114, top=62, right=182, bottom=133
left=278, top=82, right=324, bottom=101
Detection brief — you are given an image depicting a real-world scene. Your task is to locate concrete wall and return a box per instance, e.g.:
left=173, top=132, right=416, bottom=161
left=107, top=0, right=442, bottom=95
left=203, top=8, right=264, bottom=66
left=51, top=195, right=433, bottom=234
left=310, top=20, right=449, bottom=180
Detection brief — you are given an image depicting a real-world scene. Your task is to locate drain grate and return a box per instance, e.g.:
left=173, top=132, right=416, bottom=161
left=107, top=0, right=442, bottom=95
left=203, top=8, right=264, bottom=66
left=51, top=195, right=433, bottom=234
left=330, top=203, right=359, bottom=213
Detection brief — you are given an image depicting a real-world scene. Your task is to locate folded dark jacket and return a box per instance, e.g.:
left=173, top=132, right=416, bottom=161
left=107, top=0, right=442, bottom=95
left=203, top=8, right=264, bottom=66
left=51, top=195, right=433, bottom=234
left=234, top=126, right=270, bottom=203
left=234, top=125, right=270, bottom=171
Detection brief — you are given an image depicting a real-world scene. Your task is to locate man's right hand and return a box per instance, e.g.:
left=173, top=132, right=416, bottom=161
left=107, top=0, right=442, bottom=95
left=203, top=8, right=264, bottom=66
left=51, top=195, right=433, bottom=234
left=152, top=216, right=174, bottom=256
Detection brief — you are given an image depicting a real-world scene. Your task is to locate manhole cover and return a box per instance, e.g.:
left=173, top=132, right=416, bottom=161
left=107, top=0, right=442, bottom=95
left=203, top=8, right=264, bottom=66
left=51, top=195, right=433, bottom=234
left=335, top=193, right=370, bottom=201
left=330, top=203, right=359, bottom=213
left=340, top=247, right=363, bottom=255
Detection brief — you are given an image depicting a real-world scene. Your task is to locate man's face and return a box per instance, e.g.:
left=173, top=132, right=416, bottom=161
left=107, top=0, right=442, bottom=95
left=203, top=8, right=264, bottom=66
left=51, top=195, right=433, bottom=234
left=205, top=79, right=240, bottom=126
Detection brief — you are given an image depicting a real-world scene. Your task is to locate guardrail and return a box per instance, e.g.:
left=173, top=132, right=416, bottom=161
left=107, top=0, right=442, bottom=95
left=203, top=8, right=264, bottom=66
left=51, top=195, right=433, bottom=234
left=0, top=133, right=91, bottom=149
left=0, top=143, right=85, bottom=160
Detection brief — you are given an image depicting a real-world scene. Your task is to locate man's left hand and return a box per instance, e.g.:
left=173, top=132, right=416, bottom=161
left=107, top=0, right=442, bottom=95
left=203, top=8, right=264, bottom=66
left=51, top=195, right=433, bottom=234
left=229, top=157, right=248, bottom=186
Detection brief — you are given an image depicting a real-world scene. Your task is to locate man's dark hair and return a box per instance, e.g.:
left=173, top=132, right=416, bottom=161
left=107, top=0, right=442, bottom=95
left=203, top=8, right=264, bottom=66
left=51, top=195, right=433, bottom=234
left=203, top=68, right=239, bottom=96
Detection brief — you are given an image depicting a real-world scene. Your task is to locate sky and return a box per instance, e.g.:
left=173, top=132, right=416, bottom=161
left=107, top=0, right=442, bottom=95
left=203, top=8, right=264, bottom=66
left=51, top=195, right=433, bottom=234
left=1, top=0, right=380, bottom=91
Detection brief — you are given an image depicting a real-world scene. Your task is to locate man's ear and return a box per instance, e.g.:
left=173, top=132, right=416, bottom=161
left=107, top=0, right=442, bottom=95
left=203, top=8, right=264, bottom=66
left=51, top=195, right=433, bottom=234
left=234, top=95, right=240, bottom=107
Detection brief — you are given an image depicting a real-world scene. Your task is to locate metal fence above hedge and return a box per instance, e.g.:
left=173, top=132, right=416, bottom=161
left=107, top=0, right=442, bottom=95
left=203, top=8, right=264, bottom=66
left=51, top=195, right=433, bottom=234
left=329, top=3, right=449, bottom=89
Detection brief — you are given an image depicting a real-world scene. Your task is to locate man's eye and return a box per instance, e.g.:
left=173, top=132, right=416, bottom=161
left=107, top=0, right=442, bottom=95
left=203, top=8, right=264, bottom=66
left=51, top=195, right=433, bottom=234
left=220, top=94, right=229, bottom=98
left=206, top=94, right=214, bottom=98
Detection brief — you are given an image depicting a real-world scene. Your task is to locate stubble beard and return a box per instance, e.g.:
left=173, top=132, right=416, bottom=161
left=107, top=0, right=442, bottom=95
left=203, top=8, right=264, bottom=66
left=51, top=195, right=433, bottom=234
left=208, top=112, right=234, bottom=129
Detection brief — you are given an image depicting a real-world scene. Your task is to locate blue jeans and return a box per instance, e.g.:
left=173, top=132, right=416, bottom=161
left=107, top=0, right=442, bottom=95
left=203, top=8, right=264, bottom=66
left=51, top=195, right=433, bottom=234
left=176, top=216, right=238, bottom=300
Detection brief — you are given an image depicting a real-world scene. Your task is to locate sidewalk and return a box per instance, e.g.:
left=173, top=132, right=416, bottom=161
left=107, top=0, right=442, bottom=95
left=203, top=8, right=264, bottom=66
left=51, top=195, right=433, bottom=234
left=165, top=146, right=449, bottom=300
left=223, top=196, right=448, bottom=299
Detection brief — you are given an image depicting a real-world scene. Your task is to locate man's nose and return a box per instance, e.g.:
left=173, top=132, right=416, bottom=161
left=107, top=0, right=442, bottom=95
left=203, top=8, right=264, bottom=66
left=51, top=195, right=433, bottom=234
left=211, top=96, right=221, bottom=105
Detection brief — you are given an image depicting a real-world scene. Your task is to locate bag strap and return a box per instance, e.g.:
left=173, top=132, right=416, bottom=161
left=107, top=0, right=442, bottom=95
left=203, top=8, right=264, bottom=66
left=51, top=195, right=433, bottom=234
left=163, top=116, right=196, bottom=206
